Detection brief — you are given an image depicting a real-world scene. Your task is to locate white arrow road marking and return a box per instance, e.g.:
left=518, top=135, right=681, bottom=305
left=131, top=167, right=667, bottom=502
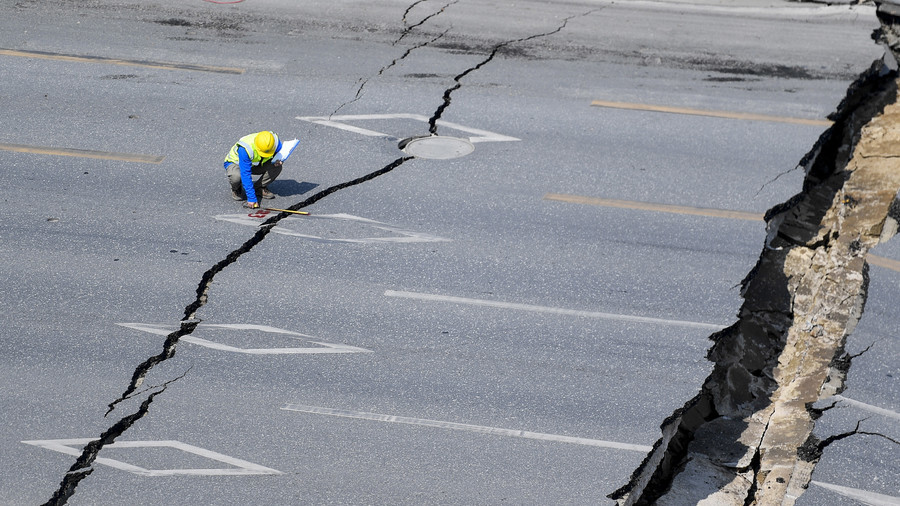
left=296, top=113, right=520, bottom=143
left=21, top=439, right=281, bottom=476
left=384, top=290, right=726, bottom=331
left=281, top=404, right=653, bottom=452
left=810, top=481, right=900, bottom=506
left=117, top=323, right=372, bottom=355
left=214, top=212, right=451, bottom=244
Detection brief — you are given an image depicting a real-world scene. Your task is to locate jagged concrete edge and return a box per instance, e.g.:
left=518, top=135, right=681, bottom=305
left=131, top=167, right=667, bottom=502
left=607, top=57, right=899, bottom=505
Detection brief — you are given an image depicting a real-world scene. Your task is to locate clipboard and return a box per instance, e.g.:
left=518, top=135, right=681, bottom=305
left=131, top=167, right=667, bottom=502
left=274, top=139, right=300, bottom=163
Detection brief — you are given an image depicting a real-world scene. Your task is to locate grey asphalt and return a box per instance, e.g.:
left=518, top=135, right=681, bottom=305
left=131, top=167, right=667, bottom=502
left=0, top=1, right=896, bottom=504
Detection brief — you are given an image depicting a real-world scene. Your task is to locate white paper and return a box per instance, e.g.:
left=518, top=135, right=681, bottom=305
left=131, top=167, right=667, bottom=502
left=274, top=139, right=300, bottom=163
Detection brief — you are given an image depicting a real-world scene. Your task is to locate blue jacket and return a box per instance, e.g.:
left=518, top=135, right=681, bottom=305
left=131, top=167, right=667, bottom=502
left=225, top=139, right=282, bottom=203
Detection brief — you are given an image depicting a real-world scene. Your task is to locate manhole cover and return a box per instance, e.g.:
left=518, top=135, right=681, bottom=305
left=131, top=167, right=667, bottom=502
left=399, top=135, right=475, bottom=159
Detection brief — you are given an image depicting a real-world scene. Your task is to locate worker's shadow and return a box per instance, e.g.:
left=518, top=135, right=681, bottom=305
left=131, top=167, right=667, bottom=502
left=269, top=180, right=319, bottom=197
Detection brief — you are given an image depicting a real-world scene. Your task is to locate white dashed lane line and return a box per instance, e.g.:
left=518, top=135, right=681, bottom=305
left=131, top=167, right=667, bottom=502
left=281, top=404, right=653, bottom=452
left=830, top=395, right=900, bottom=422
left=384, top=290, right=725, bottom=331
left=810, top=481, right=900, bottom=506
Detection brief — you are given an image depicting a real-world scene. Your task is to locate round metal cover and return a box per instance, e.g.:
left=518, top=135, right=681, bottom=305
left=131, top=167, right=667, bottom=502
left=399, top=135, right=475, bottom=159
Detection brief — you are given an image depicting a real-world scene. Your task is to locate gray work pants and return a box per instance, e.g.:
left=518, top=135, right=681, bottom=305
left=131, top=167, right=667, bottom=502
left=225, top=161, right=282, bottom=194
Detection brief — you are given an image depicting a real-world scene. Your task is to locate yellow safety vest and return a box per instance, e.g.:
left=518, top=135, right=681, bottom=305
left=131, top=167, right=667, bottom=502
left=225, top=132, right=280, bottom=166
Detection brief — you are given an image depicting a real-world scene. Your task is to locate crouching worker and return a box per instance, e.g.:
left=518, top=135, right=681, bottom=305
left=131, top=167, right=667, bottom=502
left=224, top=131, right=283, bottom=209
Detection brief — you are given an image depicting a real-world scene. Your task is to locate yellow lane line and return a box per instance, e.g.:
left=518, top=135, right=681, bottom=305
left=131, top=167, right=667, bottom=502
left=0, top=143, right=164, bottom=164
left=0, top=48, right=244, bottom=74
left=866, top=254, right=900, bottom=272
left=543, top=193, right=765, bottom=221
left=544, top=192, right=900, bottom=273
left=590, top=99, right=833, bottom=127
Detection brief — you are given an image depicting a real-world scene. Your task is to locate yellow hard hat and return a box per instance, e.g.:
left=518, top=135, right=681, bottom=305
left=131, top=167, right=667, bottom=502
left=254, top=131, right=276, bottom=157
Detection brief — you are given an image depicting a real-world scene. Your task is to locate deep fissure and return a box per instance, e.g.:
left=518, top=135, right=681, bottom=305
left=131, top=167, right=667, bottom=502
left=426, top=9, right=597, bottom=135
left=611, top=48, right=900, bottom=505
left=329, top=0, right=455, bottom=118
left=393, top=0, right=457, bottom=47
left=46, top=156, right=412, bottom=506
left=111, top=154, right=414, bottom=410
left=329, top=28, right=450, bottom=118
left=44, top=371, right=187, bottom=506
left=401, top=0, right=431, bottom=25
left=44, top=4, right=598, bottom=503
left=800, top=419, right=900, bottom=463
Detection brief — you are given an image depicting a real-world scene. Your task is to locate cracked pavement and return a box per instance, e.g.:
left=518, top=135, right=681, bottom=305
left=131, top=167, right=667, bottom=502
left=1, top=0, right=897, bottom=504
left=611, top=54, right=900, bottom=505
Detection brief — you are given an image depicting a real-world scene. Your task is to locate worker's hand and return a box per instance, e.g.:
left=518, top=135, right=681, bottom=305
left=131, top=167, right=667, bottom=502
left=273, top=160, right=283, bottom=168
left=243, top=201, right=260, bottom=209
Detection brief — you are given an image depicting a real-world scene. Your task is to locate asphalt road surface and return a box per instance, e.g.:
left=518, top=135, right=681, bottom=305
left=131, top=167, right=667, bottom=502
left=1, top=0, right=897, bottom=504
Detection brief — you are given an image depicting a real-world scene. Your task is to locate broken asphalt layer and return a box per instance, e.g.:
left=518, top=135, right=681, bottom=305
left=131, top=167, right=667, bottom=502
left=611, top=58, right=900, bottom=505
left=1, top=0, right=892, bottom=504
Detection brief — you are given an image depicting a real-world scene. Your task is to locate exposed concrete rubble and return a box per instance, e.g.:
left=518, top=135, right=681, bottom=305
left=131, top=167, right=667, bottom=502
left=610, top=39, right=900, bottom=506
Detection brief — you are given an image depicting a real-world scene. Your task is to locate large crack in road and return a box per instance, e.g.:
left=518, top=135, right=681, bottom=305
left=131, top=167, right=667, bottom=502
left=329, top=0, right=455, bottom=118
left=427, top=9, right=597, bottom=135
left=43, top=371, right=188, bottom=505
left=35, top=1, right=898, bottom=503
left=44, top=156, right=413, bottom=506
left=394, top=0, right=458, bottom=47
left=329, top=28, right=450, bottom=118
left=42, top=4, right=591, bottom=504
left=611, top=8, right=900, bottom=503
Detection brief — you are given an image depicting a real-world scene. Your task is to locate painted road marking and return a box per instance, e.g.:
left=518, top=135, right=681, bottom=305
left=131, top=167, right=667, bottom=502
left=810, top=481, right=900, bottom=506
left=590, top=99, right=833, bottom=127
left=215, top=211, right=451, bottom=244
left=866, top=254, right=900, bottom=272
left=117, top=323, right=372, bottom=355
left=0, top=48, right=244, bottom=74
left=0, top=142, right=164, bottom=163
left=296, top=113, right=520, bottom=143
left=21, top=439, right=281, bottom=476
left=544, top=192, right=900, bottom=273
left=831, top=395, right=900, bottom=422
left=281, top=404, right=653, bottom=452
left=385, top=289, right=725, bottom=330
left=544, top=193, right=765, bottom=221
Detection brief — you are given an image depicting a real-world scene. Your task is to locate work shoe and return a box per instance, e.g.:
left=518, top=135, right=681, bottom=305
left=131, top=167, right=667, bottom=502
left=231, top=189, right=245, bottom=201
left=259, top=187, right=277, bottom=199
